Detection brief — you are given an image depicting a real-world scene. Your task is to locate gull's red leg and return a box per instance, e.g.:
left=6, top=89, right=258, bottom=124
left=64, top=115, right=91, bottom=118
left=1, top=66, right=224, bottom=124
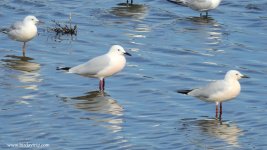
left=215, top=102, right=219, bottom=119
left=99, top=79, right=105, bottom=91
left=219, top=102, right=222, bottom=120
left=22, top=42, right=26, bottom=57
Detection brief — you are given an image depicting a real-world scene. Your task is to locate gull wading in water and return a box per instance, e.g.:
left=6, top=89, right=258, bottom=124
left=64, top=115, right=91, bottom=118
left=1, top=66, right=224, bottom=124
left=168, top=0, right=222, bottom=17
left=57, top=45, right=131, bottom=91
left=177, top=70, right=249, bottom=119
left=0, top=15, right=40, bottom=56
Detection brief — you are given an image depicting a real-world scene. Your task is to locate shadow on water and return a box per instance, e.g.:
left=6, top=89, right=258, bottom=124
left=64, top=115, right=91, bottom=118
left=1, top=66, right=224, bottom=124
left=64, top=91, right=124, bottom=133
left=178, top=118, right=243, bottom=148
left=1, top=55, right=42, bottom=91
left=110, top=3, right=148, bottom=20
left=186, top=16, right=217, bottom=25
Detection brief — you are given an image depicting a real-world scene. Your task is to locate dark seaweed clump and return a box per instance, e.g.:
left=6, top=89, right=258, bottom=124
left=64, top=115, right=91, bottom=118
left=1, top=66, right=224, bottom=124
left=49, top=14, right=77, bottom=36
left=50, top=20, right=77, bottom=36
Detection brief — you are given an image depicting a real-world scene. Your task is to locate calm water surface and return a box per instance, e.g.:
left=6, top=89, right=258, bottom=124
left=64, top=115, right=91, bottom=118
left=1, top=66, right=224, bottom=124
left=0, top=0, right=267, bottom=149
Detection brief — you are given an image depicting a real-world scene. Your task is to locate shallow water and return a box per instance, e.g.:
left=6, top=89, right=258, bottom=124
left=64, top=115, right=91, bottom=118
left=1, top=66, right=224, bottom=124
left=0, top=0, right=267, bottom=149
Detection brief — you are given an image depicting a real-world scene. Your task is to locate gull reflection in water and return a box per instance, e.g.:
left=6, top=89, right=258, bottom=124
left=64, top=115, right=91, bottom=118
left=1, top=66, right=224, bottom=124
left=110, top=3, right=148, bottom=20
left=2, top=55, right=42, bottom=101
left=110, top=3, right=151, bottom=47
left=185, top=16, right=223, bottom=47
left=2, top=55, right=41, bottom=91
left=197, top=119, right=243, bottom=147
left=70, top=91, right=124, bottom=133
left=186, top=16, right=216, bottom=25
left=180, top=118, right=243, bottom=148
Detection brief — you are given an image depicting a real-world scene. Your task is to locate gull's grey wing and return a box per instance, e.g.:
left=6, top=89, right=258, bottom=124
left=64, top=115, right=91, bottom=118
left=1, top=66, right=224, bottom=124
left=185, top=0, right=212, bottom=11
left=168, top=0, right=212, bottom=11
left=0, top=21, right=23, bottom=34
left=188, top=80, right=228, bottom=100
left=10, top=21, right=24, bottom=31
left=69, top=54, right=111, bottom=76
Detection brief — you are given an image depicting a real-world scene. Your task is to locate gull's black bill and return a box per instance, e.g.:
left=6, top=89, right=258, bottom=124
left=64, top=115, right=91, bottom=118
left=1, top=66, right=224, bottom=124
left=38, top=20, right=45, bottom=24
left=242, top=74, right=249, bottom=78
left=124, top=52, right=131, bottom=56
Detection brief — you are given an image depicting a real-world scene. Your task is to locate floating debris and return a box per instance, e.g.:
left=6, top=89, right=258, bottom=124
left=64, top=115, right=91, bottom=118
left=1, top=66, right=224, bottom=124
left=49, top=13, right=77, bottom=36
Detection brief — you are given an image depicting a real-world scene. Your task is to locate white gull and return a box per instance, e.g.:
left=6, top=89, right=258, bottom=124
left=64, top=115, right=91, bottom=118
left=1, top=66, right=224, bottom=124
left=1, top=15, right=40, bottom=56
left=169, top=0, right=222, bottom=17
left=177, top=70, right=249, bottom=119
left=58, top=45, right=131, bottom=91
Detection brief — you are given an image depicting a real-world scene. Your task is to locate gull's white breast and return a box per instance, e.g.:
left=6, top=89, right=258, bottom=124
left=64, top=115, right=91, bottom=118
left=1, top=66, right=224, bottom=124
left=8, top=23, right=37, bottom=42
left=97, top=55, right=126, bottom=78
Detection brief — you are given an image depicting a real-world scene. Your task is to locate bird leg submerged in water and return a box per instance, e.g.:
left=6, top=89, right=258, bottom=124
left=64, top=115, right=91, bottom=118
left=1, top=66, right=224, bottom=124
left=220, top=102, right=222, bottom=119
left=200, top=11, right=208, bottom=18
left=99, top=79, right=105, bottom=91
left=126, top=0, right=133, bottom=4
left=22, top=42, right=26, bottom=57
left=215, top=102, right=223, bottom=120
left=200, top=11, right=209, bottom=18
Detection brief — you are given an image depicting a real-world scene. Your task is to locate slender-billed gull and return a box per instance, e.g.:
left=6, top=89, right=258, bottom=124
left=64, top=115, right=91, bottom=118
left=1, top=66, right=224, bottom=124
left=0, top=15, right=40, bottom=56
left=168, top=0, right=222, bottom=17
left=177, top=70, right=249, bottom=119
left=57, top=45, right=131, bottom=91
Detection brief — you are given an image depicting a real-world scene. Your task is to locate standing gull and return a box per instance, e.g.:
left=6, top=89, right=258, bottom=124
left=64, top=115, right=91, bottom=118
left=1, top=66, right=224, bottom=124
left=0, top=15, right=40, bottom=56
left=177, top=70, right=249, bottom=119
left=168, top=0, right=222, bottom=17
left=57, top=45, right=131, bottom=91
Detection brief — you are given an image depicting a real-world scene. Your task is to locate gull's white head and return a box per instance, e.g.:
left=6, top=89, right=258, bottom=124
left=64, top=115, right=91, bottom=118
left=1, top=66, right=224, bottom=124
left=108, top=45, right=131, bottom=56
left=225, top=70, right=249, bottom=80
left=24, top=15, right=39, bottom=25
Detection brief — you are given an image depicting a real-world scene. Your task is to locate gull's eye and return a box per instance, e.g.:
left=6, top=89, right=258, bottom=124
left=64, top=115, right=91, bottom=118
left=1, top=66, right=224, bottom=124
left=236, top=73, right=238, bottom=76
left=117, top=49, right=120, bottom=51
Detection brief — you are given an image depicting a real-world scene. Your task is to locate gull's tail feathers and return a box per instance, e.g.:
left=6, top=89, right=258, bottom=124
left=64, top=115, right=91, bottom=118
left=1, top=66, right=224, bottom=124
left=177, top=89, right=193, bottom=95
left=167, top=0, right=186, bottom=6
left=56, top=67, right=71, bottom=71
left=0, top=28, right=9, bottom=34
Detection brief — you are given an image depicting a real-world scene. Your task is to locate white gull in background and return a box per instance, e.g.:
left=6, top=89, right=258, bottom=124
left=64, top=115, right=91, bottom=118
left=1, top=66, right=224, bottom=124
left=177, top=70, right=249, bottom=119
left=57, top=45, right=131, bottom=91
left=168, top=0, right=222, bottom=17
left=1, top=15, right=40, bottom=56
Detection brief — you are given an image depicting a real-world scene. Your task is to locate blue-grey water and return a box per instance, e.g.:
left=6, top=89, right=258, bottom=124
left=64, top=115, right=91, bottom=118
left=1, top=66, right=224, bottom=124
left=0, top=0, right=267, bottom=149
